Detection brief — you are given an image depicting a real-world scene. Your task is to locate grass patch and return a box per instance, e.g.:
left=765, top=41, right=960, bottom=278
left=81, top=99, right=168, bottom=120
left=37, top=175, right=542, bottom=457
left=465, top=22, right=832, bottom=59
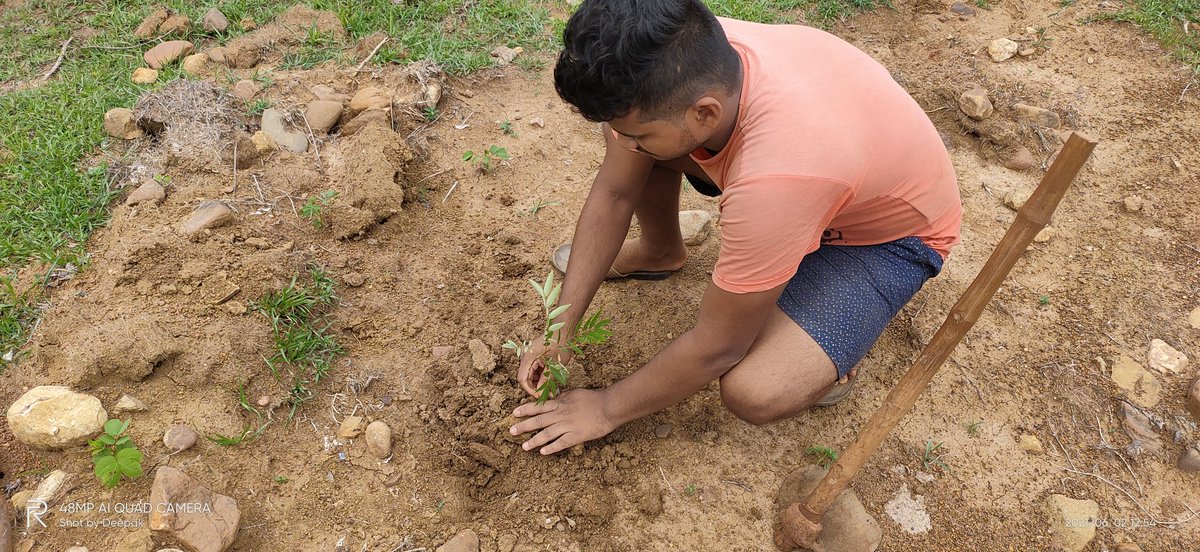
left=1094, top=0, right=1200, bottom=70
left=0, top=273, right=41, bottom=367
left=252, top=264, right=343, bottom=419
left=705, top=0, right=889, bottom=28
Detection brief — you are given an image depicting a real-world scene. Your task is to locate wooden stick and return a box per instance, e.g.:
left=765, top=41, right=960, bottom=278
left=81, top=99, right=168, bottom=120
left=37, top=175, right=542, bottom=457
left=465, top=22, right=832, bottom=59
left=777, top=132, right=1097, bottom=550
left=42, top=36, right=73, bottom=80
left=355, top=37, right=389, bottom=72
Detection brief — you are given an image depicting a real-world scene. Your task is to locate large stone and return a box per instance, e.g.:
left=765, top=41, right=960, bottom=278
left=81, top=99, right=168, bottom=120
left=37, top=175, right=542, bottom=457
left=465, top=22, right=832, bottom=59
left=959, top=88, right=993, bottom=120
left=250, top=131, right=277, bottom=154
left=365, top=421, right=392, bottom=459
left=1042, top=494, right=1099, bottom=552
left=125, top=181, right=166, bottom=206
left=112, top=394, right=148, bottom=414
left=950, top=2, right=976, bottom=15
left=1189, top=306, right=1200, bottom=329
left=131, top=67, right=158, bottom=84
left=6, top=386, right=107, bottom=449
left=158, top=14, right=189, bottom=36
left=340, top=108, right=389, bottom=136
left=181, top=53, right=209, bottom=76
left=1186, top=377, right=1200, bottom=423
left=115, top=528, right=154, bottom=552
left=1179, top=447, right=1200, bottom=473
left=338, top=416, right=366, bottom=439
left=1014, top=103, right=1061, bottom=128
left=776, top=466, right=882, bottom=552
left=304, top=100, right=343, bottom=134
left=1123, top=195, right=1144, bottom=212
left=105, top=108, right=144, bottom=140
left=1110, top=355, right=1162, bottom=408
left=1147, top=339, right=1188, bottom=374
left=1119, top=402, right=1162, bottom=457
left=312, top=84, right=352, bottom=104
left=349, top=87, right=391, bottom=115
left=260, top=109, right=309, bottom=153
left=436, top=529, right=480, bottom=552
left=148, top=467, right=240, bottom=552
left=1018, top=434, right=1043, bottom=454
left=207, top=46, right=229, bottom=65
left=144, top=41, right=194, bottom=69
left=1004, top=188, right=1032, bottom=211
left=1004, top=146, right=1036, bottom=171
left=134, top=9, right=170, bottom=39
left=490, top=45, right=523, bottom=65
left=31, top=470, right=71, bottom=507
left=468, top=339, right=495, bottom=374
left=163, top=425, right=197, bottom=452
left=988, top=38, right=1019, bottom=62
left=181, top=200, right=234, bottom=236
left=678, top=210, right=713, bottom=246
left=883, top=484, right=930, bottom=534
left=201, top=9, right=230, bottom=33
left=231, top=80, right=262, bottom=102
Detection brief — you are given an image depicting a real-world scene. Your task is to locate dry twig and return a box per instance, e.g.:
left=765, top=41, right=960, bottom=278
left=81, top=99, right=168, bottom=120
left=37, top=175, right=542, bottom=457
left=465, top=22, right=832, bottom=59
left=42, top=37, right=73, bottom=80
left=355, top=37, right=390, bottom=72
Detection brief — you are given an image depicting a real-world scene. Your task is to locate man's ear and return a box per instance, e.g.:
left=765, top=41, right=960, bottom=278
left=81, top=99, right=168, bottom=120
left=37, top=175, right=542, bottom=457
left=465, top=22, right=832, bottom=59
left=690, top=96, right=723, bottom=129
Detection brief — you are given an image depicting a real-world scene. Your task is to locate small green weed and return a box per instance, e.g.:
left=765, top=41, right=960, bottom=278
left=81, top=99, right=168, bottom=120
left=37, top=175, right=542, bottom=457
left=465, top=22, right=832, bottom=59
left=423, top=106, right=441, bottom=122
left=208, top=380, right=269, bottom=446
left=463, top=145, right=511, bottom=174
left=503, top=272, right=612, bottom=404
left=974, top=0, right=993, bottom=8
left=253, top=264, right=343, bottom=418
left=247, top=99, right=272, bottom=117
left=1038, top=295, right=1050, bottom=305
left=920, top=440, right=950, bottom=472
left=281, top=24, right=343, bottom=69
left=88, top=419, right=143, bottom=488
left=499, top=119, right=517, bottom=136
left=684, top=484, right=697, bottom=496
left=526, top=199, right=560, bottom=218
left=1, top=273, right=40, bottom=367
left=300, top=190, right=339, bottom=229
left=274, top=475, right=289, bottom=484
left=963, top=419, right=982, bottom=437
left=806, top=445, right=839, bottom=469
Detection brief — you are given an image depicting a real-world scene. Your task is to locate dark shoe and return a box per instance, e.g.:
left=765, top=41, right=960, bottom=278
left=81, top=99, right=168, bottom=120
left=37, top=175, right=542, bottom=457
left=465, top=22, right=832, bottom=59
left=551, top=243, right=676, bottom=281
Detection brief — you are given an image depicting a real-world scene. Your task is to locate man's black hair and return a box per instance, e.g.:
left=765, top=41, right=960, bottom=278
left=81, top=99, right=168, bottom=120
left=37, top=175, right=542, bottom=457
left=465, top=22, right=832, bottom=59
left=554, top=0, right=742, bottom=122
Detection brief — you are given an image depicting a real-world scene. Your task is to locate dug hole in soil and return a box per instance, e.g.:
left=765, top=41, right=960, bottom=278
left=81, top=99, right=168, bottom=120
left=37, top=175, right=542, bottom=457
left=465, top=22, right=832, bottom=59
left=2, top=2, right=1199, bottom=551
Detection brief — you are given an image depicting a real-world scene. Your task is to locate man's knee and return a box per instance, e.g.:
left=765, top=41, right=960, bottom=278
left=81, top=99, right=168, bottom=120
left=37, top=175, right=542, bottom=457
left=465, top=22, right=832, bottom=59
left=720, top=378, right=796, bottom=426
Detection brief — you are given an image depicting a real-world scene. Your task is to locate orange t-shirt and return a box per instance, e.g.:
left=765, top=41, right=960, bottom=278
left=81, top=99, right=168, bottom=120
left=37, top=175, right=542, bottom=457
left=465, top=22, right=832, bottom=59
left=696, top=18, right=962, bottom=294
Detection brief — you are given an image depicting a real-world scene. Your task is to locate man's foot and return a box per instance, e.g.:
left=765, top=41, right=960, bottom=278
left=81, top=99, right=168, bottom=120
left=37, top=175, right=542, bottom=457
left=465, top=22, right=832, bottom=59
left=552, top=239, right=686, bottom=280
left=814, top=370, right=858, bottom=407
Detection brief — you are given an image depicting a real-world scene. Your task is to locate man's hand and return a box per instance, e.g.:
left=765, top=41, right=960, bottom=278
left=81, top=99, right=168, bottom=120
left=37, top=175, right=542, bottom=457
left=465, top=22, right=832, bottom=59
left=509, top=389, right=615, bottom=455
left=516, top=343, right=576, bottom=398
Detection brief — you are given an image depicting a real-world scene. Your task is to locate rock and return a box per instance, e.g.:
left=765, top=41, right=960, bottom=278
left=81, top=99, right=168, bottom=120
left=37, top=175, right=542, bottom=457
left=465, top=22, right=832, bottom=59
left=1186, top=377, right=1200, bottom=422
left=9, top=490, right=33, bottom=513
left=225, top=301, right=247, bottom=315
left=1110, top=355, right=1162, bottom=408
left=342, top=271, right=365, bottom=287
left=201, top=8, right=229, bottom=33
left=1019, top=47, right=1037, bottom=57
left=490, top=45, right=524, bottom=65
left=163, top=425, right=197, bottom=452
left=1033, top=226, right=1054, bottom=243
left=1018, top=434, right=1043, bottom=454
left=181, top=53, right=209, bottom=75
left=654, top=423, right=673, bottom=438
left=305, top=100, right=343, bottom=134
left=1042, top=494, right=1099, bottom=552
left=1147, top=339, right=1187, bottom=374
left=144, top=40, right=194, bottom=69
left=104, top=108, right=144, bottom=140
left=349, top=87, right=391, bottom=115
left=125, top=182, right=166, bottom=206
left=949, top=2, right=975, bottom=15
left=1004, top=146, right=1036, bottom=171
left=958, top=88, right=993, bottom=120
left=340, top=108, right=389, bottom=136
left=232, top=79, right=262, bottom=102
left=250, top=131, right=277, bottom=154
left=134, top=9, right=170, bottom=39
left=115, top=528, right=154, bottom=552
left=913, top=471, right=935, bottom=484
left=469, top=339, right=496, bottom=374
left=777, top=466, right=882, bottom=552
left=436, top=529, right=480, bottom=552
left=1122, top=195, right=1143, bottom=212
left=988, top=38, right=1019, bottom=62
left=884, top=483, right=931, bottom=534
left=207, top=47, right=229, bottom=65
left=678, top=210, right=713, bottom=245
left=255, top=395, right=270, bottom=407
left=529, top=117, right=545, bottom=128
left=1189, top=306, right=1200, bottom=329
left=1179, top=447, right=1200, bottom=473
left=260, top=108, right=309, bottom=153
left=148, top=467, right=240, bottom=552
left=158, top=14, right=190, bottom=36
left=32, top=470, right=71, bottom=506
left=6, top=386, right=107, bottom=449
left=311, top=84, right=351, bottom=104
left=131, top=67, right=158, bottom=84
left=338, top=415, right=366, bottom=439
left=240, top=16, right=256, bottom=31
left=1014, top=103, right=1061, bottom=129
left=112, top=394, right=148, bottom=414
left=1120, top=402, right=1163, bottom=457
left=365, top=421, right=392, bottom=459
left=181, top=200, right=234, bottom=236
left=1004, top=188, right=1032, bottom=211
left=432, top=345, right=454, bottom=358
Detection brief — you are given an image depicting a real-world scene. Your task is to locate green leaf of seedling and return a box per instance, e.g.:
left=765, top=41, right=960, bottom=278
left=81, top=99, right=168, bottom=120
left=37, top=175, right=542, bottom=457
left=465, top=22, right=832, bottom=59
left=115, top=447, right=143, bottom=479
left=548, top=304, right=570, bottom=320
left=93, top=453, right=117, bottom=477
left=118, top=418, right=131, bottom=434
left=548, top=322, right=566, bottom=333
left=528, top=278, right=544, bottom=297
left=462, top=150, right=475, bottom=161
left=103, top=419, right=124, bottom=437
left=99, top=434, right=116, bottom=446
left=502, top=340, right=518, bottom=350
left=546, top=283, right=561, bottom=309
left=115, top=435, right=130, bottom=446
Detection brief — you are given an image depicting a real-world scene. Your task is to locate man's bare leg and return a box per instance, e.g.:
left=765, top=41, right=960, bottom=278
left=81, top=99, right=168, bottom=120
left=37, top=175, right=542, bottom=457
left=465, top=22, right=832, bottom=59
left=609, top=164, right=690, bottom=274
left=719, top=307, right=839, bottom=425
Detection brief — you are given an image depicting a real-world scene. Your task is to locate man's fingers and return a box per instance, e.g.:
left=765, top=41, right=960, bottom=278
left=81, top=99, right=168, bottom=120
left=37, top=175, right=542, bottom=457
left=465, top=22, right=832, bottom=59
left=513, top=400, right=558, bottom=419
left=539, top=432, right=579, bottom=455
left=522, top=425, right=567, bottom=451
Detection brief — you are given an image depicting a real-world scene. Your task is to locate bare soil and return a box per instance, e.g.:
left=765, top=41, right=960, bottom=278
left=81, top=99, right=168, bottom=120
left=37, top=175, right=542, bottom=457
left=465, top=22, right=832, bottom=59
left=2, top=1, right=1198, bottom=551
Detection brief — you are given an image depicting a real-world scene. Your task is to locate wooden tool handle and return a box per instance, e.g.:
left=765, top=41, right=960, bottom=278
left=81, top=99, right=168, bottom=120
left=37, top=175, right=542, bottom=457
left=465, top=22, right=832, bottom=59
left=798, top=132, right=1097, bottom=520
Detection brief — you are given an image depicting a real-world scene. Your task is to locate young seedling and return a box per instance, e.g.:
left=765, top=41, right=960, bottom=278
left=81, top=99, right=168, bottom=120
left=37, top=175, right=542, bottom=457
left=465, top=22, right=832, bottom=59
left=1038, top=294, right=1050, bottom=305
left=805, top=445, right=839, bottom=469
left=88, top=419, right=143, bottom=488
left=422, top=106, right=440, bottom=122
left=962, top=419, right=982, bottom=437
left=247, top=98, right=271, bottom=116
left=526, top=199, right=560, bottom=218
left=462, top=145, right=511, bottom=174
left=499, top=119, right=517, bottom=136
left=207, top=379, right=270, bottom=446
left=152, top=173, right=171, bottom=186
left=920, top=440, right=950, bottom=472
left=300, top=190, right=338, bottom=229
left=503, top=271, right=612, bottom=404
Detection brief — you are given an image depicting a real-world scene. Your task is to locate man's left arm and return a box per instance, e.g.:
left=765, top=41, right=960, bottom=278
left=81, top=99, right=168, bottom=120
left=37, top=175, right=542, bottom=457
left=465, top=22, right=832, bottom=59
left=510, top=280, right=786, bottom=454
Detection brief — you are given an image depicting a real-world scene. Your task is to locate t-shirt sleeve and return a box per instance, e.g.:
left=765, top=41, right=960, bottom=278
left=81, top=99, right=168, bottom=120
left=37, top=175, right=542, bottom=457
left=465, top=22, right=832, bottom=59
left=712, top=176, right=854, bottom=294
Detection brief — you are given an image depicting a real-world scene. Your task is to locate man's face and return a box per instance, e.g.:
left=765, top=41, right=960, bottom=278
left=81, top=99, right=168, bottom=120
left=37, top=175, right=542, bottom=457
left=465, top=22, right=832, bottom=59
left=608, top=108, right=704, bottom=161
